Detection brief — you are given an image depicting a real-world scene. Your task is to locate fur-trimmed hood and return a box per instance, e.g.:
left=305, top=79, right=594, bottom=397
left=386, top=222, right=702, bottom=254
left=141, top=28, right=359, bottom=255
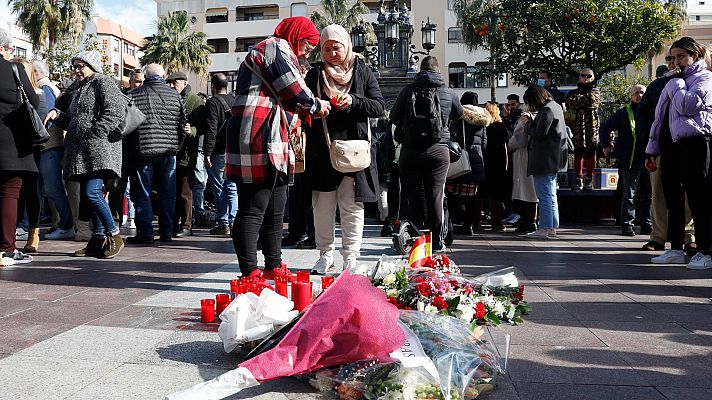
left=462, top=104, right=492, bottom=127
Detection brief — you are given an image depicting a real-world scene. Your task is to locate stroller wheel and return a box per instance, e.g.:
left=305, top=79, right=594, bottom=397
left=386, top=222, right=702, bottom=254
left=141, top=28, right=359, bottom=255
left=392, top=220, right=419, bottom=255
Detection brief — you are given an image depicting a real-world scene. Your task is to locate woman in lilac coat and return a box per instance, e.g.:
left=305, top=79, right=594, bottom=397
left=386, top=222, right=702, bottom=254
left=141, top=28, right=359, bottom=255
left=646, top=37, right=712, bottom=269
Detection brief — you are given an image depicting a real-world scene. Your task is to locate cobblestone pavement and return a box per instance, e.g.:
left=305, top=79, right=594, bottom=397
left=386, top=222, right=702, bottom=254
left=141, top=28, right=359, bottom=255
left=0, top=222, right=711, bottom=400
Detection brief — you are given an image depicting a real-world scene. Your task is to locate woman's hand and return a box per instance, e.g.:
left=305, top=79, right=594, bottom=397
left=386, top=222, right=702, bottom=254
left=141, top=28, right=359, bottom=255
left=332, top=93, right=352, bottom=109
left=44, top=109, right=58, bottom=125
left=315, top=99, right=331, bottom=118
left=518, top=112, right=531, bottom=124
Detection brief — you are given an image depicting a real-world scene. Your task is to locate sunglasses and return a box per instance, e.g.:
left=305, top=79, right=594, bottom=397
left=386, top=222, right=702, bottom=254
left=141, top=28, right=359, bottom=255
left=580, top=73, right=593, bottom=78
left=73, top=63, right=88, bottom=70
left=665, top=56, right=674, bottom=62
left=1, top=45, right=15, bottom=52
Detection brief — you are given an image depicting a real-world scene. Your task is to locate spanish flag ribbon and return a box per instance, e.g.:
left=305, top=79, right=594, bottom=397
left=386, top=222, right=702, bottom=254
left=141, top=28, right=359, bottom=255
left=408, top=233, right=432, bottom=268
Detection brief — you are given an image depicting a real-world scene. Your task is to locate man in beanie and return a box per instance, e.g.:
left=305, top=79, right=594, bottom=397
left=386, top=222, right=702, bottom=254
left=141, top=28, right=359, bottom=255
left=126, top=63, right=187, bottom=244
left=167, top=71, right=204, bottom=238
left=638, top=52, right=696, bottom=253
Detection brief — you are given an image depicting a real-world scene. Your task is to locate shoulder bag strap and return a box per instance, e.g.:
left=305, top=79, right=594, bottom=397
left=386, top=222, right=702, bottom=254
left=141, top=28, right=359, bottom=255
left=462, top=119, right=466, bottom=148
left=11, top=63, right=29, bottom=105
left=243, top=60, right=291, bottom=130
left=316, top=77, right=332, bottom=148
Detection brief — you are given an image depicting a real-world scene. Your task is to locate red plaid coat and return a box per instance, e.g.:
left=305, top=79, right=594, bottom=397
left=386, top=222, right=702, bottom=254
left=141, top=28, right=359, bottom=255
left=225, top=37, right=320, bottom=184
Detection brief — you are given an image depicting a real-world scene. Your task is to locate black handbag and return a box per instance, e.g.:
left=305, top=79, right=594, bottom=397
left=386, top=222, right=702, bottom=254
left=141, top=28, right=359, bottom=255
left=107, top=93, right=146, bottom=143
left=11, top=63, right=50, bottom=146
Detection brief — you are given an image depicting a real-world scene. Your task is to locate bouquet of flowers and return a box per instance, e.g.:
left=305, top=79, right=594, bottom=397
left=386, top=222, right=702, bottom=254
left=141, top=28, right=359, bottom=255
left=310, top=311, right=506, bottom=400
left=373, top=265, right=530, bottom=329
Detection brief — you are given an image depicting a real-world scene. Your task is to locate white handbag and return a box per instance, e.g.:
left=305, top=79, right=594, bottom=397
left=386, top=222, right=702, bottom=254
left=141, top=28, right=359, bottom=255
left=447, top=120, right=472, bottom=179
left=319, top=79, right=371, bottom=173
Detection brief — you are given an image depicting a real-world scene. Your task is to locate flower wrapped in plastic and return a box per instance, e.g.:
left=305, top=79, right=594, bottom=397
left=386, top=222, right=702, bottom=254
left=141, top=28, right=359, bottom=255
left=310, top=312, right=507, bottom=400
left=373, top=266, right=530, bottom=328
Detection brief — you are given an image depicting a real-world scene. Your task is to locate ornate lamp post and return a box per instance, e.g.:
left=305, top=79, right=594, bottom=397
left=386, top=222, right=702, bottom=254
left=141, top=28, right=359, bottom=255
left=408, top=17, right=437, bottom=72
left=350, top=24, right=379, bottom=72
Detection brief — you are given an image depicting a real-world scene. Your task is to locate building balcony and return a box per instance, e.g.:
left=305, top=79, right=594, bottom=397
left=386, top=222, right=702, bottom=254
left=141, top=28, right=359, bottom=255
left=203, top=19, right=280, bottom=40
left=209, top=51, right=248, bottom=73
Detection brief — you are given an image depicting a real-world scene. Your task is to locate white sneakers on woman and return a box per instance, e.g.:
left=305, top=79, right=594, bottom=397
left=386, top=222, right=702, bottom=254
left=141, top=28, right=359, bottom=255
left=649, top=249, right=712, bottom=269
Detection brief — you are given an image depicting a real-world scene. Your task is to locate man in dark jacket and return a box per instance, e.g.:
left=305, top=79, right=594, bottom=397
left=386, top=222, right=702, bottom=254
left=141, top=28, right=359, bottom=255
left=601, top=84, right=651, bottom=237
left=127, top=64, right=186, bottom=244
left=203, top=73, right=238, bottom=237
left=391, top=56, right=464, bottom=252
left=538, top=71, right=566, bottom=106
left=167, top=71, right=204, bottom=237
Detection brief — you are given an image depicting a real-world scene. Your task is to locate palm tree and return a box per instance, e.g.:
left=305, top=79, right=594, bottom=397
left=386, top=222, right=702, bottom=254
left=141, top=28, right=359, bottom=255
left=310, top=0, right=374, bottom=62
left=140, top=10, right=213, bottom=76
left=9, top=0, right=93, bottom=51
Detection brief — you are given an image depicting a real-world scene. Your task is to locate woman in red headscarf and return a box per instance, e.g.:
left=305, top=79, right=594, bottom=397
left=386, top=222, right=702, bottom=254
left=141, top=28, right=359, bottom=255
left=225, top=16, right=331, bottom=281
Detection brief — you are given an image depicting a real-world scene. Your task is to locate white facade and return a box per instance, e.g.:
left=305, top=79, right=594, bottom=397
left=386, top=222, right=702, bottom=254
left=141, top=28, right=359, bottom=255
left=1, top=19, right=36, bottom=60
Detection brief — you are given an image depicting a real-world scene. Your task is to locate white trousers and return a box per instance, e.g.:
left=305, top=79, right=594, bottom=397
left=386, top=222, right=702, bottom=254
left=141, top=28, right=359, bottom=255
left=377, top=182, right=389, bottom=222
left=312, top=176, right=364, bottom=263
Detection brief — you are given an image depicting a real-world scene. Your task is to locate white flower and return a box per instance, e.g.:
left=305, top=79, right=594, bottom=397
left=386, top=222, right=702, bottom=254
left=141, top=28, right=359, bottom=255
left=458, top=304, right=474, bottom=322
left=424, top=305, right=438, bottom=314
left=493, top=301, right=506, bottom=316
left=506, top=305, right=516, bottom=320
left=386, top=288, right=399, bottom=297
left=383, top=273, right=397, bottom=285
left=417, top=301, right=425, bottom=311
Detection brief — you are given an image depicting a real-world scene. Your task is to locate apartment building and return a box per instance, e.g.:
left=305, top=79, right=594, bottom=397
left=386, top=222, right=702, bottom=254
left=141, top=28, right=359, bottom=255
left=83, top=15, right=144, bottom=85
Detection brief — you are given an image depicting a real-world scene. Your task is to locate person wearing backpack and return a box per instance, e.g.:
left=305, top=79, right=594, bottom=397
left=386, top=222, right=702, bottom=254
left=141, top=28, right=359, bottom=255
left=390, top=56, right=464, bottom=252
left=203, top=73, right=237, bottom=237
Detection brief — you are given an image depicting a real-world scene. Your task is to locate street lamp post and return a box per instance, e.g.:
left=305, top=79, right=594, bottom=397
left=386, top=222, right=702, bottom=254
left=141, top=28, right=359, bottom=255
left=408, top=17, right=437, bottom=72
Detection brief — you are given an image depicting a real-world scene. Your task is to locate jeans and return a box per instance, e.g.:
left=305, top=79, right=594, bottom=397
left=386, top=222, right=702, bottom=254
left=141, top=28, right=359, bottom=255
left=80, top=173, right=117, bottom=236
left=193, top=150, right=207, bottom=216
left=130, top=156, right=177, bottom=238
left=39, top=148, right=73, bottom=230
left=232, top=173, right=288, bottom=276
left=619, top=163, right=652, bottom=229
left=533, top=173, right=559, bottom=230
left=206, top=154, right=237, bottom=226
left=125, top=180, right=134, bottom=219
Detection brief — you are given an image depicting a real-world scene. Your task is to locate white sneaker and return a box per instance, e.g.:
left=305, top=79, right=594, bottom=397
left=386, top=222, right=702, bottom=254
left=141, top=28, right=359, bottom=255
left=44, top=227, right=75, bottom=240
left=651, top=249, right=685, bottom=264
left=311, top=253, right=334, bottom=275
left=520, top=229, right=549, bottom=240
left=1, top=250, right=33, bottom=266
left=326, top=263, right=343, bottom=275
left=687, top=253, right=712, bottom=270
left=121, top=218, right=136, bottom=229
left=344, top=258, right=358, bottom=272
left=15, top=228, right=28, bottom=241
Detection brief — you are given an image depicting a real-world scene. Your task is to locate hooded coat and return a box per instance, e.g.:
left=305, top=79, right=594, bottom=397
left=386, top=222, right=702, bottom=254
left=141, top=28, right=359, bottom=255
left=646, top=59, right=712, bottom=156
left=448, top=105, right=490, bottom=184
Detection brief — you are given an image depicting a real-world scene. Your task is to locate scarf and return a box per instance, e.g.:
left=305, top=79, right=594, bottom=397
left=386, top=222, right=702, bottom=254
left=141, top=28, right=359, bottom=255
left=273, top=16, right=320, bottom=57
left=319, top=24, right=356, bottom=99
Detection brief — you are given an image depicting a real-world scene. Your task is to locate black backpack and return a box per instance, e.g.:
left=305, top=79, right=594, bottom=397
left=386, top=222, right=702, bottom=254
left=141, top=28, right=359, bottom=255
left=406, top=86, right=443, bottom=148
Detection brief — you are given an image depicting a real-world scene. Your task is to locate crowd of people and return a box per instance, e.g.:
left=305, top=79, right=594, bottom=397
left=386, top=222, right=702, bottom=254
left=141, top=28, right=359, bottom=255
left=1, top=19, right=711, bottom=271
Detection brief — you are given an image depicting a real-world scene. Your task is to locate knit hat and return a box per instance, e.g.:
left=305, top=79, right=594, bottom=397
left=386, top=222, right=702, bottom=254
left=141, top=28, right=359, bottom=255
left=655, top=65, right=669, bottom=78
left=71, top=50, right=102, bottom=73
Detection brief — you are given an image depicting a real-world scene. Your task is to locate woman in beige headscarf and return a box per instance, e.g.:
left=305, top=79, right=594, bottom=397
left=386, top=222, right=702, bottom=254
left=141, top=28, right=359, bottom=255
left=303, top=24, right=384, bottom=275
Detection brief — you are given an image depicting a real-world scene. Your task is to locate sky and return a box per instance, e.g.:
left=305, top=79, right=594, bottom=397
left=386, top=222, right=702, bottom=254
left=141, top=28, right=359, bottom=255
left=0, top=0, right=158, bottom=37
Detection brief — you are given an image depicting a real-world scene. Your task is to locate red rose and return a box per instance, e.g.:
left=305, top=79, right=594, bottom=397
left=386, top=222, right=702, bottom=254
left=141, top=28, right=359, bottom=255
left=423, top=258, right=436, bottom=268
left=416, top=282, right=432, bottom=297
left=475, top=302, right=486, bottom=319
left=513, top=284, right=525, bottom=301
left=432, top=296, right=448, bottom=310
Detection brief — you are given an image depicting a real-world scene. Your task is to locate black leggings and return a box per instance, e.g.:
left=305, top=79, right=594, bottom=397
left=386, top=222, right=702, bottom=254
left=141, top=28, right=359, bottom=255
left=661, top=136, right=712, bottom=253
left=232, top=172, right=288, bottom=275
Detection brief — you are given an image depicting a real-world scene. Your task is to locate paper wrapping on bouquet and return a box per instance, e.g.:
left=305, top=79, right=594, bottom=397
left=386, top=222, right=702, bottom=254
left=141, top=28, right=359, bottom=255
left=217, top=289, right=299, bottom=353
left=469, top=266, right=521, bottom=289
left=166, top=271, right=405, bottom=400
left=409, top=233, right=432, bottom=268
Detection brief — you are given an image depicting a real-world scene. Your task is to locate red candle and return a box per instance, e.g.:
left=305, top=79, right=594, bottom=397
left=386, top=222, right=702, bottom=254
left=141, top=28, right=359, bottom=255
left=230, top=279, right=241, bottom=294
left=200, top=299, right=215, bottom=323
left=216, top=293, right=231, bottom=316
left=275, top=278, right=288, bottom=297
left=297, top=270, right=310, bottom=283
left=292, top=281, right=312, bottom=312
left=321, top=276, right=335, bottom=290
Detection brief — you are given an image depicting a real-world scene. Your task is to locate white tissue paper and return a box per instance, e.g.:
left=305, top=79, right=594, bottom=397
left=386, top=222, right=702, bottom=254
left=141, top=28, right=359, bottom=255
left=217, top=288, right=298, bottom=353
left=165, top=367, right=259, bottom=400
